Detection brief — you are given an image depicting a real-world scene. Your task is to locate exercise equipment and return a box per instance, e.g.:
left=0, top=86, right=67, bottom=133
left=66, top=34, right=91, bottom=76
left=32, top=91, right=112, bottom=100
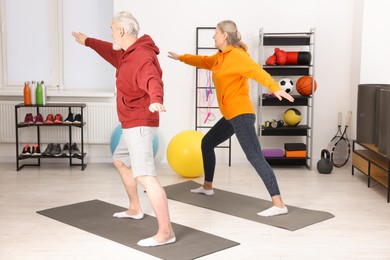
left=110, top=125, right=159, bottom=157
left=266, top=48, right=311, bottom=65
left=283, top=108, right=302, bottom=126
left=167, top=130, right=204, bottom=178
left=278, top=78, right=294, bottom=93
left=317, top=149, right=333, bottom=174
left=296, top=76, right=317, bottom=96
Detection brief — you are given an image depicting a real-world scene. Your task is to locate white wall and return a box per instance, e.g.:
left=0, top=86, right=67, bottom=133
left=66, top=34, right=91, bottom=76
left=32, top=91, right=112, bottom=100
left=360, top=0, right=390, bottom=84
left=2, top=0, right=387, bottom=167
left=114, top=0, right=361, bottom=164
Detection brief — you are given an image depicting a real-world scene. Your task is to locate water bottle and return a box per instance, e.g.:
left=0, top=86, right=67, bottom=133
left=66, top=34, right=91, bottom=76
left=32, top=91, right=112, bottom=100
left=40, top=81, right=47, bottom=105
left=30, top=81, right=37, bottom=105
left=36, top=81, right=43, bottom=105
left=23, top=81, right=31, bottom=105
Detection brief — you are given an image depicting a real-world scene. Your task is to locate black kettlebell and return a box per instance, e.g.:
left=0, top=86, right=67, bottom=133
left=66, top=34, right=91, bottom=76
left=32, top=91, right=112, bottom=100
left=317, top=149, right=333, bottom=174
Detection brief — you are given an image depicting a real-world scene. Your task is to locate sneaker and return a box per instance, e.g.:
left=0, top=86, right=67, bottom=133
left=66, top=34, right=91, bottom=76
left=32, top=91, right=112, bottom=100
left=21, top=144, right=31, bottom=156
left=73, top=114, right=82, bottom=124
left=62, top=143, right=71, bottom=156
left=50, top=143, right=62, bottom=156
left=24, top=113, right=34, bottom=125
left=71, top=143, right=81, bottom=156
left=43, top=143, right=53, bottom=156
left=64, top=113, right=74, bottom=124
left=54, top=114, right=63, bottom=124
left=45, top=114, right=54, bottom=124
left=34, top=113, right=44, bottom=124
left=32, top=144, right=41, bottom=156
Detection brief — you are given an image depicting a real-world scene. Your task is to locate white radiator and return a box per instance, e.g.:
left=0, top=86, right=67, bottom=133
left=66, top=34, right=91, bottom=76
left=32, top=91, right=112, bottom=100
left=0, top=101, right=118, bottom=144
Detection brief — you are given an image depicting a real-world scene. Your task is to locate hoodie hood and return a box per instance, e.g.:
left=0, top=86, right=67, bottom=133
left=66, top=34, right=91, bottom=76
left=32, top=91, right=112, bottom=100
left=123, top=34, right=160, bottom=57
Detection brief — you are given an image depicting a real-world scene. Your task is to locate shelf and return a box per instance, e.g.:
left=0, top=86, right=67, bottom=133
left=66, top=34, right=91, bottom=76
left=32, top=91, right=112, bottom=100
left=265, top=157, right=307, bottom=166
left=15, top=103, right=86, bottom=108
left=17, top=122, right=85, bottom=128
left=263, top=34, right=312, bottom=46
left=262, top=94, right=309, bottom=106
left=263, top=66, right=311, bottom=76
left=352, top=140, right=390, bottom=202
left=18, top=153, right=87, bottom=160
left=261, top=125, right=309, bottom=136
left=15, top=103, right=87, bottom=171
left=258, top=28, right=315, bottom=169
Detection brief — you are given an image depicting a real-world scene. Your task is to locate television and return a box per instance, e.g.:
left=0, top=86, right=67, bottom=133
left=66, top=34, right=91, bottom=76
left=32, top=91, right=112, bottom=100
left=357, top=84, right=390, bottom=157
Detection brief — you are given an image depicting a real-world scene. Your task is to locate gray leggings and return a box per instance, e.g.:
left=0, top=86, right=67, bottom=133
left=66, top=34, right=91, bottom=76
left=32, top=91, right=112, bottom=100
left=201, top=114, right=281, bottom=197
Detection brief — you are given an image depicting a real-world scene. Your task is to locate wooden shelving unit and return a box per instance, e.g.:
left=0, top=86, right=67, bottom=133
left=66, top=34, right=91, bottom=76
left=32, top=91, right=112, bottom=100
left=352, top=140, right=390, bottom=201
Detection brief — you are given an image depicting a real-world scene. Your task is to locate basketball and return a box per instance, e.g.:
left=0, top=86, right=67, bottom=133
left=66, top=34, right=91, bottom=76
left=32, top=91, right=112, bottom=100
left=296, top=76, right=317, bottom=96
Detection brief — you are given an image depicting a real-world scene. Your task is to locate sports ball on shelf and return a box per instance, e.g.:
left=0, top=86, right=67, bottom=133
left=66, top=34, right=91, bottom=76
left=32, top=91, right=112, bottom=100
left=296, top=76, right=317, bottom=96
left=278, top=78, right=294, bottom=94
left=283, top=108, right=302, bottom=126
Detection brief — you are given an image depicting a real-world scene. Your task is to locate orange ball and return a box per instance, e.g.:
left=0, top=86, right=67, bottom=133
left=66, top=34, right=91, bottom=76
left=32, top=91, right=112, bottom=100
left=296, top=76, right=317, bottom=96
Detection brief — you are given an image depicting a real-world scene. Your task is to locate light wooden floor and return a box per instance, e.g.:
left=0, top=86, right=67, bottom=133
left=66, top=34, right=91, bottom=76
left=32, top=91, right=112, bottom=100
left=1, top=161, right=390, bottom=260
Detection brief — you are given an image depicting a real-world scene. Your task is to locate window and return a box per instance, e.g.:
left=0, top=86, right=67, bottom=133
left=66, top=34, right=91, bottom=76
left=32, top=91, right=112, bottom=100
left=0, top=0, right=114, bottom=93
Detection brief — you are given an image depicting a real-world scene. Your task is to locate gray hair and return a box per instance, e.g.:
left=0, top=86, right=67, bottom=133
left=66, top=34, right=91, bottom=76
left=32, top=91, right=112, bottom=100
left=217, top=20, right=247, bottom=51
left=113, top=11, right=140, bottom=36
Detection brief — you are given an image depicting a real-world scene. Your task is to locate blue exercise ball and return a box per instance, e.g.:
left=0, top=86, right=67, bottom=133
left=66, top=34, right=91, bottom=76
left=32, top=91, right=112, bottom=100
left=110, top=125, right=159, bottom=157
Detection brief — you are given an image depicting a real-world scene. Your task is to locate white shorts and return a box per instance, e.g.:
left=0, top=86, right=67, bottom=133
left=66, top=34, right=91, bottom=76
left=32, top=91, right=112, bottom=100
left=112, top=126, right=157, bottom=178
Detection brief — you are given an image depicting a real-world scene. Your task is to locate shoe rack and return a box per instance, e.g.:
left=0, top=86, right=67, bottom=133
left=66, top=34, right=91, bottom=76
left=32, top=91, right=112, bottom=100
left=15, top=103, right=87, bottom=171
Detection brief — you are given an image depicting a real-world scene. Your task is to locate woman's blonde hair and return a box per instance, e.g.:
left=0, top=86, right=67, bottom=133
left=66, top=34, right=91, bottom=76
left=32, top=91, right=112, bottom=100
left=217, top=20, right=247, bottom=51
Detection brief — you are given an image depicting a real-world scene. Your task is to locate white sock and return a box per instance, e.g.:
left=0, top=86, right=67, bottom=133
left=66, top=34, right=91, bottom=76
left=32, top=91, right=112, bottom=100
left=112, top=211, right=144, bottom=220
left=257, top=206, right=288, bottom=217
left=190, top=186, right=214, bottom=195
left=137, top=236, right=176, bottom=247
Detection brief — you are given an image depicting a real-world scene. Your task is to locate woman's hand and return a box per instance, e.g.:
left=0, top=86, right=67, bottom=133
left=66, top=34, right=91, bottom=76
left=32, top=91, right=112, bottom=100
left=273, top=90, right=295, bottom=102
left=71, top=32, right=88, bottom=45
left=149, top=103, right=166, bottom=113
left=167, top=51, right=180, bottom=60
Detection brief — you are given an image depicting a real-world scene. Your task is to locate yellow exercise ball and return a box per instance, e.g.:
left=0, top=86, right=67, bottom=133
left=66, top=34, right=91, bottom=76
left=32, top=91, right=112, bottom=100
left=167, top=130, right=204, bottom=178
left=283, top=108, right=302, bottom=126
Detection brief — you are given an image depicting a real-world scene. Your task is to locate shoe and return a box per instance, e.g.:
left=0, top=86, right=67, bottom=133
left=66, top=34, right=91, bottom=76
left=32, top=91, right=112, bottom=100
left=34, top=113, right=44, bottom=124
left=50, top=143, right=62, bottom=156
left=73, top=114, right=82, bottom=124
left=43, top=143, right=53, bottom=156
left=45, top=114, right=54, bottom=124
left=62, top=143, right=71, bottom=156
left=24, top=113, right=34, bottom=125
left=71, top=143, right=81, bottom=156
left=32, top=144, right=41, bottom=156
left=21, top=144, right=31, bottom=156
left=64, top=113, right=74, bottom=124
left=54, top=114, right=63, bottom=124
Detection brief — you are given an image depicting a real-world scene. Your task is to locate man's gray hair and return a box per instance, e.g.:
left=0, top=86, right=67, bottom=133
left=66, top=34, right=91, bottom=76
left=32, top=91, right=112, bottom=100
left=113, top=11, right=140, bottom=36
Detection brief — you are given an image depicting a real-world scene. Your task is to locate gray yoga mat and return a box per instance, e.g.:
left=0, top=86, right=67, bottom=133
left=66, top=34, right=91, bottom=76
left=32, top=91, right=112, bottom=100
left=164, top=181, right=334, bottom=231
left=37, top=199, right=239, bottom=260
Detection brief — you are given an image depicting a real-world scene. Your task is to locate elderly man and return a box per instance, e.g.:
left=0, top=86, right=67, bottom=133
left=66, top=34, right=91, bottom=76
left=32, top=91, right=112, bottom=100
left=72, top=11, right=175, bottom=247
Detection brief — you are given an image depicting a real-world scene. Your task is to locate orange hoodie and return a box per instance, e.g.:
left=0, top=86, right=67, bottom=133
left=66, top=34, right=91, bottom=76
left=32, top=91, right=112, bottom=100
left=179, top=45, right=281, bottom=120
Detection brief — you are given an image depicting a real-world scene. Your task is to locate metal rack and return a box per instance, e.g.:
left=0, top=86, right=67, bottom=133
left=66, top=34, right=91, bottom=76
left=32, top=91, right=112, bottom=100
left=15, top=103, right=87, bottom=171
left=195, top=27, right=231, bottom=166
left=258, top=28, right=315, bottom=169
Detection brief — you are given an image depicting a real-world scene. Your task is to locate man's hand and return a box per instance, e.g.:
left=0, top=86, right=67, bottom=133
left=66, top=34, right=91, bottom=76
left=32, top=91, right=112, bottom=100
left=149, top=103, right=166, bottom=113
left=71, top=32, right=88, bottom=45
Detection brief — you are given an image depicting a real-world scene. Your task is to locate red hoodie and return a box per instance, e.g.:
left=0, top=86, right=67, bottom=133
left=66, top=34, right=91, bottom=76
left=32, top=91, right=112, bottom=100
left=85, top=34, right=164, bottom=128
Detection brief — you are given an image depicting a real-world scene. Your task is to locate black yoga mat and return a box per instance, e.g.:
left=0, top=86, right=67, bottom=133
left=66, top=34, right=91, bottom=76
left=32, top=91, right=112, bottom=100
left=164, top=181, right=334, bottom=231
left=37, top=199, right=239, bottom=260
